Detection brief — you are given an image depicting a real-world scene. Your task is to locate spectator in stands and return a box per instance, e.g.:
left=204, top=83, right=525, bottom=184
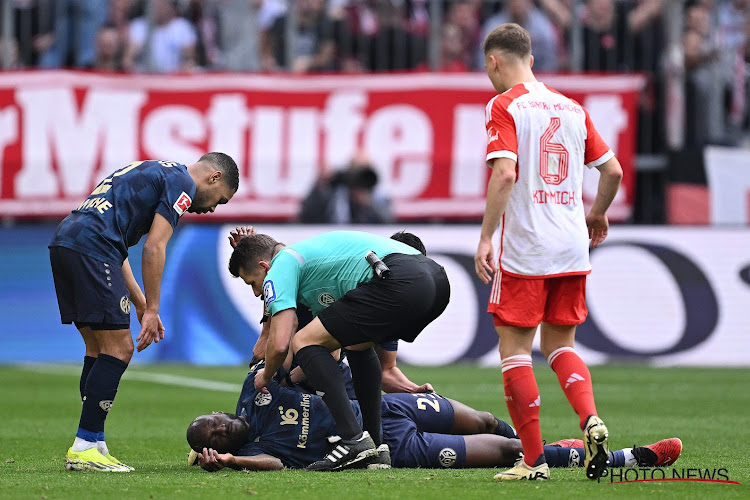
left=436, top=22, right=471, bottom=71
left=299, top=154, right=393, bottom=224
left=0, top=37, right=22, bottom=69
left=92, top=24, right=123, bottom=71
left=446, top=0, right=481, bottom=70
left=480, top=0, right=559, bottom=71
left=538, top=0, right=573, bottom=32
left=189, top=0, right=262, bottom=70
left=37, top=0, right=109, bottom=68
left=581, top=0, right=665, bottom=72
left=106, top=0, right=136, bottom=59
left=683, top=2, right=727, bottom=146
left=123, top=0, right=198, bottom=72
left=264, top=0, right=336, bottom=72
left=340, top=0, right=426, bottom=72
left=0, top=0, right=55, bottom=68
left=717, top=0, right=749, bottom=130
left=258, top=0, right=287, bottom=30
left=742, top=14, right=750, bottom=141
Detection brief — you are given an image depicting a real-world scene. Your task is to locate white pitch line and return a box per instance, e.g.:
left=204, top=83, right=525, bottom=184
left=16, top=363, right=242, bottom=393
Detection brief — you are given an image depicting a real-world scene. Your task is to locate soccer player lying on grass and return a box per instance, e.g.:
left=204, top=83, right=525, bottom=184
left=185, top=359, right=682, bottom=473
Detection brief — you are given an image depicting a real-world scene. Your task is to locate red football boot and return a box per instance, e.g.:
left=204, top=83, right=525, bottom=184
left=632, top=438, right=683, bottom=467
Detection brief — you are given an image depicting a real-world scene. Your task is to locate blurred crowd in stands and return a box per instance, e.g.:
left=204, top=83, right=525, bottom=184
left=0, top=1, right=742, bottom=74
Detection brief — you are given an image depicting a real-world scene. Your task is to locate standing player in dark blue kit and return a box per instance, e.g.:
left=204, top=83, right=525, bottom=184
left=49, top=153, right=239, bottom=472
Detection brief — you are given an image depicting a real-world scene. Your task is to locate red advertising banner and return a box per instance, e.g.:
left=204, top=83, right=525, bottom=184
left=0, top=71, right=643, bottom=221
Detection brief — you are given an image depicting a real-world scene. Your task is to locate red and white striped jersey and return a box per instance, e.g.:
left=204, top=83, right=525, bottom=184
left=485, top=81, right=613, bottom=278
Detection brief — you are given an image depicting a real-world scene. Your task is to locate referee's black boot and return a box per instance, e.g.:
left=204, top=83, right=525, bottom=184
left=305, top=431, right=378, bottom=472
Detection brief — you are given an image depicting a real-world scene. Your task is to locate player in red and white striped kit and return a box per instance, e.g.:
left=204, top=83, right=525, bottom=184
left=474, top=23, right=623, bottom=482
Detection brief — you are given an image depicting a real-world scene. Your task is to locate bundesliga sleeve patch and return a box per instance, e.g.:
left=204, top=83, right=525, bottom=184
left=173, top=192, right=192, bottom=216
left=263, top=281, right=277, bottom=308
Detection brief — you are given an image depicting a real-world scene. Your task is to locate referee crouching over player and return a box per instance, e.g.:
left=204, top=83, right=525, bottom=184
left=228, top=231, right=450, bottom=471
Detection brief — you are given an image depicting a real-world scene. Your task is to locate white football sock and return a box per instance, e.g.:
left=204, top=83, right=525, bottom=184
left=622, top=448, right=636, bottom=467
left=72, top=437, right=97, bottom=452
left=97, top=441, right=109, bottom=456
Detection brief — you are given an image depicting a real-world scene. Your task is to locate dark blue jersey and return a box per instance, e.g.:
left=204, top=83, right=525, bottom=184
left=236, top=359, right=362, bottom=469
left=49, top=160, right=195, bottom=264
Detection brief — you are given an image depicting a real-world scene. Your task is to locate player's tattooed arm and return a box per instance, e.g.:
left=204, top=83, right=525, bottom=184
left=122, top=258, right=146, bottom=323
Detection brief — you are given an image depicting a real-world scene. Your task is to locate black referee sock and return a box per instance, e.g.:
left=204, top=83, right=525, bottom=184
left=80, top=355, right=97, bottom=402
left=296, top=345, right=362, bottom=441
left=346, top=348, right=383, bottom=446
left=78, top=353, right=128, bottom=435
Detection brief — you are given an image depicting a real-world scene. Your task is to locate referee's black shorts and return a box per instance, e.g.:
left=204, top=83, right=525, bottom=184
left=317, top=253, right=450, bottom=348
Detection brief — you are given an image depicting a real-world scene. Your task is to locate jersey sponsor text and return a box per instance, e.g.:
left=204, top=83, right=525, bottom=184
left=532, top=190, right=577, bottom=205
left=297, top=393, right=311, bottom=449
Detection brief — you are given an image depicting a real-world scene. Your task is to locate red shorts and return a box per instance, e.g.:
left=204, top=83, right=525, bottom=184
left=488, top=272, right=588, bottom=327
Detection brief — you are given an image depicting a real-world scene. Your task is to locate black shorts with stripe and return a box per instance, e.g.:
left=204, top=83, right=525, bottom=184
left=317, top=253, right=450, bottom=347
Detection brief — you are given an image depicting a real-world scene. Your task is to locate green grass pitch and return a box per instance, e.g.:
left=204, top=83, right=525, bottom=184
left=0, top=363, right=748, bottom=499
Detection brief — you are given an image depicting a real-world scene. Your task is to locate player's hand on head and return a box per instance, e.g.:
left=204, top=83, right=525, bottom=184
left=585, top=212, right=609, bottom=248
left=228, top=226, right=256, bottom=248
left=474, top=239, right=497, bottom=285
left=254, top=368, right=271, bottom=394
left=135, top=310, right=164, bottom=352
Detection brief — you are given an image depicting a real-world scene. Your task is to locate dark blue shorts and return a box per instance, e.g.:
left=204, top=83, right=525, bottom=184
left=381, top=393, right=466, bottom=469
left=49, top=246, right=130, bottom=330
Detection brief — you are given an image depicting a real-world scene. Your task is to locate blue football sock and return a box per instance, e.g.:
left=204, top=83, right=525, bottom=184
left=609, top=449, right=626, bottom=467
left=78, top=354, right=128, bottom=435
left=79, top=356, right=97, bottom=401
left=543, top=445, right=580, bottom=468
left=75, top=428, right=99, bottom=443
left=494, top=418, right=518, bottom=439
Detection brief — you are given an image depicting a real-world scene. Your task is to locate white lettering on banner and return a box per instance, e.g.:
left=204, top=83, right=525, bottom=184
left=143, top=105, right=205, bottom=163
left=0, top=73, right=642, bottom=218
left=286, top=107, right=320, bottom=197
left=16, top=88, right=146, bottom=197
left=322, top=92, right=367, bottom=170
left=581, top=95, right=628, bottom=210
left=0, top=106, right=18, bottom=177
left=249, top=106, right=322, bottom=197
left=206, top=95, right=251, bottom=196
left=250, top=106, right=283, bottom=196
left=451, top=105, right=487, bottom=197
left=364, top=105, right=432, bottom=197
